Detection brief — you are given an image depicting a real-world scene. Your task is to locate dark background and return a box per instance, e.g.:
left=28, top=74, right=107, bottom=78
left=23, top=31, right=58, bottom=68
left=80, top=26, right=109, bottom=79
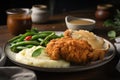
left=0, top=0, right=120, bottom=25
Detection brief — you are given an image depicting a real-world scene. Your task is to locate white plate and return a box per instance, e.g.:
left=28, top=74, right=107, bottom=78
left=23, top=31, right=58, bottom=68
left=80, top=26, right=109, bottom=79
left=4, top=32, right=116, bottom=72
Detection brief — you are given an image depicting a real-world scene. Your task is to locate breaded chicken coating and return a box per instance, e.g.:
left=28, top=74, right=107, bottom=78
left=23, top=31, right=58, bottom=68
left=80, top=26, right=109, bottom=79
left=64, top=29, right=109, bottom=61
left=46, top=30, right=109, bottom=64
left=46, top=37, right=93, bottom=63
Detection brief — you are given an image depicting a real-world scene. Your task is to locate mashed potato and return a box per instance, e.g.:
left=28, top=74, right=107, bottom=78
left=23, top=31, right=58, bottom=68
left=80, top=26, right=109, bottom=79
left=15, top=46, right=70, bottom=68
left=64, top=30, right=105, bottom=49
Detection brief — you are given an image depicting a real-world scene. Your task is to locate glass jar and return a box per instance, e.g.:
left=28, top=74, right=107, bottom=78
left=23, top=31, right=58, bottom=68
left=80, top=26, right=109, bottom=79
left=95, top=4, right=114, bottom=20
left=6, top=8, right=32, bottom=35
left=31, top=5, right=49, bottom=24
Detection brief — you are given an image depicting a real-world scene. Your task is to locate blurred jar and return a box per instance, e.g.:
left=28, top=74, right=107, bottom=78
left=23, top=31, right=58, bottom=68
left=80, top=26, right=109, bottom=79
left=31, top=5, right=49, bottom=24
left=6, top=8, right=32, bottom=35
left=95, top=4, right=114, bottom=20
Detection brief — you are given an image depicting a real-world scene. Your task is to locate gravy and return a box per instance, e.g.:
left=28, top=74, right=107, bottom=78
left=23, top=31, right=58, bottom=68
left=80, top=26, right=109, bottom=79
left=69, top=19, right=94, bottom=25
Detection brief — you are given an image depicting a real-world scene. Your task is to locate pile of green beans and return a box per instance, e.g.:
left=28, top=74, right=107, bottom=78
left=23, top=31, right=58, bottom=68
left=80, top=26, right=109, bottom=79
left=8, top=28, right=63, bottom=53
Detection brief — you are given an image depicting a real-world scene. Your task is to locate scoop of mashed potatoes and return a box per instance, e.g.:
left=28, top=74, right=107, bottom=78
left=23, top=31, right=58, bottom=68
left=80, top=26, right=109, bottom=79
left=15, top=46, right=70, bottom=68
left=64, top=29, right=105, bottom=49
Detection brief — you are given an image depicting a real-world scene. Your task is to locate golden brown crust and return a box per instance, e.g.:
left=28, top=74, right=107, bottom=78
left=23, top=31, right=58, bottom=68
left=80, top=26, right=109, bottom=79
left=64, top=29, right=72, bottom=37
left=46, top=30, right=109, bottom=64
left=46, top=37, right=93, bottom=63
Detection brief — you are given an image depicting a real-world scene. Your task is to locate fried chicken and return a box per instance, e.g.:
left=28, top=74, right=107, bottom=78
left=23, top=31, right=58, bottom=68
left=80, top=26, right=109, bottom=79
left=46, top=37, right=93, bottom=63
left=64, top=29, right=109, bottom=61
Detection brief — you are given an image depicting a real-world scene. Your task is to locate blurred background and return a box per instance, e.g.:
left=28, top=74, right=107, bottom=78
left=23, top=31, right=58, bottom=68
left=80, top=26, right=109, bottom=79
left=0, top=0, right=120, bottom=25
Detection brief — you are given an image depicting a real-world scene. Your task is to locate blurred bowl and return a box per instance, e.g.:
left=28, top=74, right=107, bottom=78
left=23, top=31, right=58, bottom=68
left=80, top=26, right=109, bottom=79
left=65, top=16, right=96, bottom=31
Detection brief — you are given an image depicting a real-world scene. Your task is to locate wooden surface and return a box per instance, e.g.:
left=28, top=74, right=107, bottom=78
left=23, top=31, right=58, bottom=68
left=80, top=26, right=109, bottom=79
left=0, top=9, right=120, bottom=80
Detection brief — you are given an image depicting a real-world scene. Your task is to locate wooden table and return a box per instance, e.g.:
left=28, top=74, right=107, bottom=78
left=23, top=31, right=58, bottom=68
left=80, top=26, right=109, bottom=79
left=0, top=9, right=120, bottom=80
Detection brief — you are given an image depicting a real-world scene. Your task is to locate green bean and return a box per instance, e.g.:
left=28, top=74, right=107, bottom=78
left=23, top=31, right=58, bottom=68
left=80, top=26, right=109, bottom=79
left=11, top=45, right=32, bottom=53
left=11, top=46, right=20, bottom=53
left=39, top=31, right=53, bottom=34
left=31, top=31, right=56, bottom=40
left=31, top=34, right=48, bottom=40
left=16, top=46, right=26, bottom=50
left=11, top=41, right=40, bottom=48
left=40, top=32, right=55, bottom=46
left=16, top=45, right=34, bottom=50
left=8, top=34, right=22, bottom=43
left=38, top=38, right=44, bottom=42
left=26, top=45, right=34, bottom=48
left=44, top=40, right=49, bottom=46
left=50, top=34, right=62, bottom=39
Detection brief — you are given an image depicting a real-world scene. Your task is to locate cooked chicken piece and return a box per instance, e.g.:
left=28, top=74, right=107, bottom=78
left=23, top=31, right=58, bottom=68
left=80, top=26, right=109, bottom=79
left=64, top=29, right=110, bottom=60
left=46, top=30, right=109, bottom=64
left=46, top=37, right=94, bottom=63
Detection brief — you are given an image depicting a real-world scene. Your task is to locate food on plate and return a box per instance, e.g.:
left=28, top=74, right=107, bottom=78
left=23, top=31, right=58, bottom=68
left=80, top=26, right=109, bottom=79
left=46, top=29, right=110, bottom=63
left=8, top=28, right=63, bottom=53
left=64, top=29, right=107, bottom=49
left=7, top=28, right=110, bottom=67
left=15, top=46, right=70, bottom=68
left=46, top=37, right=93, bottom=63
